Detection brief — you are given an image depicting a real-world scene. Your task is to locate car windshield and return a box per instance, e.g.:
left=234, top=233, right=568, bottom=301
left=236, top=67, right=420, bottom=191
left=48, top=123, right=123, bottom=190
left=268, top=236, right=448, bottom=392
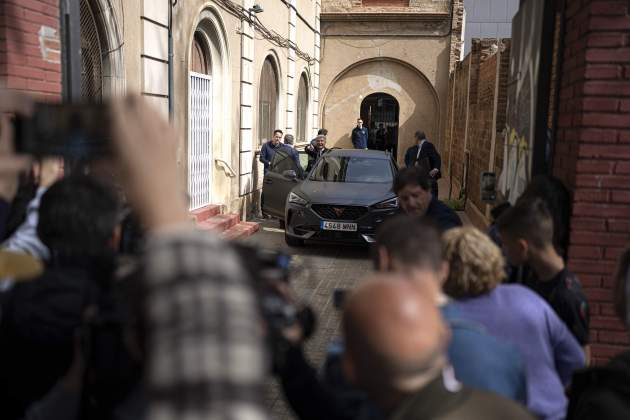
left=309, top=156, right=393, bottom=183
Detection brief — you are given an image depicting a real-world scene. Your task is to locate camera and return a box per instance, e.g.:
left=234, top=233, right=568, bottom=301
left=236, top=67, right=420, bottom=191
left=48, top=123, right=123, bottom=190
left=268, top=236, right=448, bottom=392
left=233, top=243, right=316, bottom=370
left=13, top=102, right=111, bottom=158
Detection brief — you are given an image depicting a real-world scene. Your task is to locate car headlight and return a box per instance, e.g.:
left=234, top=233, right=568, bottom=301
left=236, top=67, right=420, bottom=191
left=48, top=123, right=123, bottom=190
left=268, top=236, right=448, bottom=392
left=373, top=197, right=399, bottom=209
left=289, top=192, right=308, bottom=206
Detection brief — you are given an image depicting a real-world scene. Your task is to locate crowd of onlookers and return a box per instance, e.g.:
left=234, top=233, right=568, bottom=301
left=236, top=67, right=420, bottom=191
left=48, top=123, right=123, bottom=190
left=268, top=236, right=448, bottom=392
left=0, top=89, right=628, bottom=420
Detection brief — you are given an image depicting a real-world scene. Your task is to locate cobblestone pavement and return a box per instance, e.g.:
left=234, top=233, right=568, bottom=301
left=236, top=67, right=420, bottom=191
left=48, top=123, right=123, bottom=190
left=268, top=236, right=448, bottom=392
left=245, top=219, right=374, bottom=420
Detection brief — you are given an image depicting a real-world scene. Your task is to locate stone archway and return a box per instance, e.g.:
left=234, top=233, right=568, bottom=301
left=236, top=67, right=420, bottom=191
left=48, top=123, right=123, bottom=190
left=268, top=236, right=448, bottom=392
left=360, top=92, right=400, bottom=155
left=322, top=58, right=439, bottom=164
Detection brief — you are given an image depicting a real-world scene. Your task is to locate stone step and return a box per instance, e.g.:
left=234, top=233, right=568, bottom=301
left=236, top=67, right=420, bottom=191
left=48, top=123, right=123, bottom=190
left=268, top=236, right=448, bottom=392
left=221, top=221, right=261, bottom=241
left=189, top=205, right=222, bottom=223
left=197, top=213, right=240, bottom=232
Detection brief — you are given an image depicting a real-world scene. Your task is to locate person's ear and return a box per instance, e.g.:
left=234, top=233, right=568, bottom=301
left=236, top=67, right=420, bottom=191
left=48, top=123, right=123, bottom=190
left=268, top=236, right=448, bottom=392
left=110, top=224, right=122, bottom=251
left=438, top=261, right=450, bottom=286
left=342, top=352, right=357, bottom=386
left=376, top=246, right=391, bottom=272
left=518, top=238, right=529, bottom=260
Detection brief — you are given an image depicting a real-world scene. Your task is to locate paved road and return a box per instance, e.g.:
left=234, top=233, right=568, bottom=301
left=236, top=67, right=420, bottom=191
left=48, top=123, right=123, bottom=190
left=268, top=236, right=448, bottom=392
left=245, top=219, right=374, bottom=420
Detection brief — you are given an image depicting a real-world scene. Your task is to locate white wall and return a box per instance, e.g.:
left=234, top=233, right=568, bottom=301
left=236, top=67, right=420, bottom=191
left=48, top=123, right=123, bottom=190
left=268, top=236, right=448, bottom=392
left=463, top=0, right=519, bottom=55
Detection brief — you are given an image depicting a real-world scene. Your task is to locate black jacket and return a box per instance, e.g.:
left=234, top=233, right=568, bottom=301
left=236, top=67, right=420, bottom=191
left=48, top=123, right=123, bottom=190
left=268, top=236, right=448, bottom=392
left=425, top=198, right=462, bottom=232
left=305, top=146, right=330, bottom=172
left=568, top=350, right=630, bottom=420
left=404, top=141, right=441, bottom=178
left=0, top=259, right=116, bottom=420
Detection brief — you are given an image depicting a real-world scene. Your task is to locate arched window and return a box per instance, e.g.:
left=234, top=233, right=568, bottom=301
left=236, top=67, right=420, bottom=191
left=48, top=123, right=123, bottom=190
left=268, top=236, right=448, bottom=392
left=296, top=74, right=309, bottom=143
left=191, top=32, right=211, bottom=75
left=258, top=58, right=279, bottom=144
left=80, top=0, right=103, bottom=99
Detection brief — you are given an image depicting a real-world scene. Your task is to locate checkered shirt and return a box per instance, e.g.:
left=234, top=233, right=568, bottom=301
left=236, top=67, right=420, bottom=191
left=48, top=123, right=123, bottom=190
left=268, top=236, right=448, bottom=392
left=143, top=228, right=269, bottom=420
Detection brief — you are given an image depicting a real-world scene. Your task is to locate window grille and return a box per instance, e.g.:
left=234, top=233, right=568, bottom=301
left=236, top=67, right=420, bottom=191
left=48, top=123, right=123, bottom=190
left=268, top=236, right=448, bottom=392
left=80, top=0, right=103, bottom=100
left=188, top=72, right=213, bottom=210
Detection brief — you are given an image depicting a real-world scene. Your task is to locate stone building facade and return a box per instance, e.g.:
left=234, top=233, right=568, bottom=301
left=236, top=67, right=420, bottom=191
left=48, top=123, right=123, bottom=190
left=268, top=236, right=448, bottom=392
left=2, top=0, right=464, bottom=216
left=318, top=0, right=463, bottom=165
left=1, top=0, right=321, bottom=217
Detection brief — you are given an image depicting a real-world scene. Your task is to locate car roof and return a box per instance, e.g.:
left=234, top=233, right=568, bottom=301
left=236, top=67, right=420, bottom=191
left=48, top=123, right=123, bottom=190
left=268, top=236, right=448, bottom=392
left=325, top=148, right=392, bottom=159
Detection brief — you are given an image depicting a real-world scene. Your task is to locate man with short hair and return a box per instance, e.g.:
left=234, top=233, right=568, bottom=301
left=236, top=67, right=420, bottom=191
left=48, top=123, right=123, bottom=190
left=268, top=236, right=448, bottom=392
left=351, top=119, right=368, bottom=150
left=372, top=215, right=527, bottom=402
left=259, top=129, right=284, bottom=174
left=404, top=131, right=441, bottom=197
left=394, top=166, right=461, bottom=232
left=0, top=175, right=122, bottom=419
left=305, top=134, right=329, bottom=172
left=310, top=128, right=328, bottom=146
left=282, top=134, right=302, bottom=172
left=497, top=198, right=590, bottom=354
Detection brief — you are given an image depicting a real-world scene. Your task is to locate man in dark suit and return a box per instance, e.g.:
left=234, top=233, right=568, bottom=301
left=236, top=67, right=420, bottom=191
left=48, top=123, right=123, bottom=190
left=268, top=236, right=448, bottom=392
left=404, top=130, right=441, bottom=197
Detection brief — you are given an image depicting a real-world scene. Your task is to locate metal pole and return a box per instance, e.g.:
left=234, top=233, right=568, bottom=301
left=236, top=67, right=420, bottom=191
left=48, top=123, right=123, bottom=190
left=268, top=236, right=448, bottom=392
left=60, top=0, right=81, bottom=102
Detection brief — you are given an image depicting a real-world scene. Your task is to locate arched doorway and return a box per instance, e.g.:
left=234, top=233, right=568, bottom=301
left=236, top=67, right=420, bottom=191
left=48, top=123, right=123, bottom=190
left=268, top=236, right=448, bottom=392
left=360, top=93, right=399, bottom=156
left=188, top=31, right=213, bottom=210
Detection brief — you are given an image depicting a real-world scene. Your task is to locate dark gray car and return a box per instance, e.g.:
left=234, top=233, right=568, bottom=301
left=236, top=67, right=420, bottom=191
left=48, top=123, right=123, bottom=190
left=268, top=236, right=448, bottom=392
left=262, top=148, right=399, bottom=246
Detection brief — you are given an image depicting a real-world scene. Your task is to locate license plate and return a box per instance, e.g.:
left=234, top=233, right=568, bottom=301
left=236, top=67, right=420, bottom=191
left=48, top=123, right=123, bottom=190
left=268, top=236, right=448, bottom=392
left=321, top=221, right=358, bottom=232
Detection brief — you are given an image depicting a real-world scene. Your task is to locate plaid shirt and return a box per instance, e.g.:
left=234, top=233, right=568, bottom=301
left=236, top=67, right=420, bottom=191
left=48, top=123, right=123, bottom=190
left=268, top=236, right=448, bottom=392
left=143, top=228, right=269, bottom=420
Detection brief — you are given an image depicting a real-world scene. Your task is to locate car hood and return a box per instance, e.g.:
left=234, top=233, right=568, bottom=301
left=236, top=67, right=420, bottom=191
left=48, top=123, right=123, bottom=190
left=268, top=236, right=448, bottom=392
left=295, top=180, right=395, bottom=206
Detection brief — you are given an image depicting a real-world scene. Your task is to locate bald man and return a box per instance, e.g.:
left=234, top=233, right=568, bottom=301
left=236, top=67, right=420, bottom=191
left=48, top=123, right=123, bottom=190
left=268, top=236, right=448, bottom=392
left=277, top=273, right=533, bottom=420
left=342, top=276, right=534, bottom=420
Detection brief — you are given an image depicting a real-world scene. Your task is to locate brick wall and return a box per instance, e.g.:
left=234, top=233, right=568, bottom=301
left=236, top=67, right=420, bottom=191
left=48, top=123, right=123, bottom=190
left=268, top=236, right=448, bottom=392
left=553, top=0, right=630, bottom=364
left=442, top=38, right=510, bottom=224
left=468, top=53, right=498, bottom=210
left=0, top=0, right=62, bottom=99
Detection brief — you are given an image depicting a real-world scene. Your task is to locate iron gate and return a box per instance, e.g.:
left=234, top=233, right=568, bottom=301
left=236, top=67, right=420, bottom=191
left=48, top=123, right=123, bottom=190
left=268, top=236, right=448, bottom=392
left=188, top=72, right=213, bottom=210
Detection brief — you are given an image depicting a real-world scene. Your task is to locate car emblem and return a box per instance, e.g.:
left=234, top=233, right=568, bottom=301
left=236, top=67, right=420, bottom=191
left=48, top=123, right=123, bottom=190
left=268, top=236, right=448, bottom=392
left=333, top=207, right=345, bottom=217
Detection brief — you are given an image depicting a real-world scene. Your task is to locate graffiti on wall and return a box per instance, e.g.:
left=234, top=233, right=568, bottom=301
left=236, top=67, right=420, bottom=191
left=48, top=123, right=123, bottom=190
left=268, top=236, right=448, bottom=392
left=497, top=0, right=544, bottom=204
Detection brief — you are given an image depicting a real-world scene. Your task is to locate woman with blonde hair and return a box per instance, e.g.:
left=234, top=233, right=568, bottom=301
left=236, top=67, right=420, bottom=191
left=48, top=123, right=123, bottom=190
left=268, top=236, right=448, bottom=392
left=443, top=227, right=585, bottom=420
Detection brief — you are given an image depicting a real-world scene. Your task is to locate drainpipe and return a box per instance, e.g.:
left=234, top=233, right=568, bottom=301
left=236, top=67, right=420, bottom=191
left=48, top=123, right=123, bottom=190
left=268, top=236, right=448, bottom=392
left=168, top=0, right=176, bottom=120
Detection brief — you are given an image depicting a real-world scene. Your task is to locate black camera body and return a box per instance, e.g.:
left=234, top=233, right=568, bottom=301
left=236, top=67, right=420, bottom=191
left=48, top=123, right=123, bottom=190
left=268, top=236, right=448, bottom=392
left=233, top=243, right=315, bottom=370
left=13, top=103, right=111, bottom=158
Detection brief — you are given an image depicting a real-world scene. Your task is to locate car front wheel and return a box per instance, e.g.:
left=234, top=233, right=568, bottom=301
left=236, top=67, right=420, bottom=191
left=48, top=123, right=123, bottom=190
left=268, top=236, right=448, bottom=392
left=285, top=232, right=304, bottom=247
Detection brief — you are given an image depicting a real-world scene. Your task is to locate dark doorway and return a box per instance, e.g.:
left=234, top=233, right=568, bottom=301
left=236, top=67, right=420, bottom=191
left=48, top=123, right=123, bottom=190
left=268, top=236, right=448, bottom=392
left=360, top=93, right=399, bottom=157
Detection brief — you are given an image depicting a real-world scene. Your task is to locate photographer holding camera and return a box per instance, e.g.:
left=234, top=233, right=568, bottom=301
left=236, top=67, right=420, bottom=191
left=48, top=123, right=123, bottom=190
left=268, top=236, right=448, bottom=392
left=0, top=91, right=271, bottom=420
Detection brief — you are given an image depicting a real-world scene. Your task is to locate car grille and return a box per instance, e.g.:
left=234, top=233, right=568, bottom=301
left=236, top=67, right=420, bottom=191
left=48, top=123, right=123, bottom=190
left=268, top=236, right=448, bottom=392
left=311, top=204, right=368, bottom=221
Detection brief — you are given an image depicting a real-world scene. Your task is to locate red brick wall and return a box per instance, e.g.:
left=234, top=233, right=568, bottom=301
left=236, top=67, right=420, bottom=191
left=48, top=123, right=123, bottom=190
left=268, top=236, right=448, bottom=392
left=553, top=0, right=630, bottom=364
left=0, top=0, right=62, bottom=99
left=442, top=39, right=510, bottom=221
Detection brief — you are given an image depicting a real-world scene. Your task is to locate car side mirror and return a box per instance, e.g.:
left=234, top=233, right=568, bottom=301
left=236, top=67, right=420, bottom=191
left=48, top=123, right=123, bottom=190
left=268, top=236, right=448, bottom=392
left=283, top=169, right=297, bottom=180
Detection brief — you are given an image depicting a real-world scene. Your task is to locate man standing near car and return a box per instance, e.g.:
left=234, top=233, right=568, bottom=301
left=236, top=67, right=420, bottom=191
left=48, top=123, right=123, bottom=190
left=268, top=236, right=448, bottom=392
left=282, top=134, right=302, bottom=173
left=305, top=135, right=329, bottom=172
left=351, top=119, right=368, bottom=150
left=259, top=129, right=284, bottom=174
left=404, top=131, right=441, bottom=197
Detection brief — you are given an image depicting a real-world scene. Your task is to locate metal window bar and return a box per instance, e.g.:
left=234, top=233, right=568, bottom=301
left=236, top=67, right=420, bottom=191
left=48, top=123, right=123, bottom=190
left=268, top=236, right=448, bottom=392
left=188, top=72, right=213, bottom=210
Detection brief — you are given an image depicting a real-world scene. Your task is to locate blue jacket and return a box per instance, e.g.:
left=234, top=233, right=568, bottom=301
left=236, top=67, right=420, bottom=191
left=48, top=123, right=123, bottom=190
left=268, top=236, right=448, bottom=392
left=320, top=302, right=529, bottom=420
left=259, top=141, right=284, bottom=173
left=351, top=127, right=368, bottom=149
